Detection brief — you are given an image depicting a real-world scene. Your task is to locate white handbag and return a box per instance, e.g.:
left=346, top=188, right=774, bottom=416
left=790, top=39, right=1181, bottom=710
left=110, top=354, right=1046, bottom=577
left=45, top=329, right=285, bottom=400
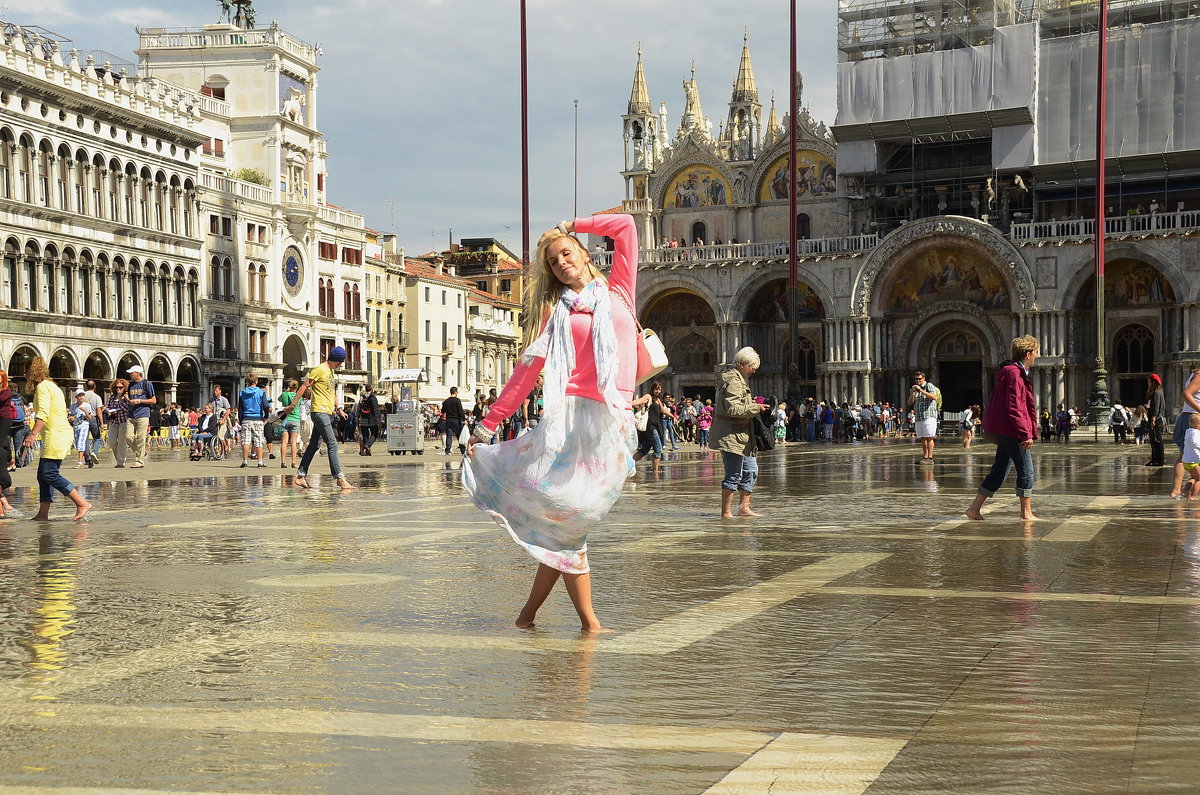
left=613, top=289, right=668, bottom=384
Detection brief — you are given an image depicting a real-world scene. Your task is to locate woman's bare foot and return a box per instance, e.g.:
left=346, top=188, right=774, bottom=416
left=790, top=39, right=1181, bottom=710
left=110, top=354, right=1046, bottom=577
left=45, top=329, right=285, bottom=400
left=294, top=475, right=310, bottom=489
left=964, top=509, right=984, bottom=520
left=30, top=513, right=50, bottom=522
left=738, top=507, right=763, bottom=517
left=1019, top=514, right=1041, bottom=521
left=336, top=478, right=356, bottom=492
left=515, top=613, right=536, bottom=629
left=721, top=511, right=736, bottom=519
left=73, top=502, right=93, bottom=522
left=581, top=626, right=616, bottom=634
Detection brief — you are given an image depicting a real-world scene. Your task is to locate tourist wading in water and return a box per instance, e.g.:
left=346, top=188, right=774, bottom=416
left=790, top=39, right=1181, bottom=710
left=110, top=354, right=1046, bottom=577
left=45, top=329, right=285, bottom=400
left=463, top=214, right=640, bottom=633
left=964, top=335, right=1040, bottom=522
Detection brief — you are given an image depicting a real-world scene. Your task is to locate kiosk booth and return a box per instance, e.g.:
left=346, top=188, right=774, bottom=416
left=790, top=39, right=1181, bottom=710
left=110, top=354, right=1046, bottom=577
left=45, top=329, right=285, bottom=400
left=378, top=368, right=428, bottom=455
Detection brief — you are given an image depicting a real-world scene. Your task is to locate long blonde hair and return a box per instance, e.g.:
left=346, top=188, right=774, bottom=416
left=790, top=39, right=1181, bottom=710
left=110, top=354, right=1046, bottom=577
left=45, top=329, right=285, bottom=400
left=522, top=231, right=607, bottom=349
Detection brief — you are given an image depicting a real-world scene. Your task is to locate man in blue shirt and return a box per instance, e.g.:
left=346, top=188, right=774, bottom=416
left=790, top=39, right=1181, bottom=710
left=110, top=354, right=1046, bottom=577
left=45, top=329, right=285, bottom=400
left=125, top=365, right=156, bottom=468
left=237, top=372, right=271, bottom=468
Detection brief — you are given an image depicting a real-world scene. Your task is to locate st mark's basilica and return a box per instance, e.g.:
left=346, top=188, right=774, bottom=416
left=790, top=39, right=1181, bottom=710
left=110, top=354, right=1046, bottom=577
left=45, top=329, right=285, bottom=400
left=590, top=1, right=1200, bottom=414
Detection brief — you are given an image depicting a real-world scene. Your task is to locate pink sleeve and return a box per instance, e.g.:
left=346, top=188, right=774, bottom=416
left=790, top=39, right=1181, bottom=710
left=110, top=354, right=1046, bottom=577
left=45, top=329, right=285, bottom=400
left=575, top=214, right=638, bottom=305
left=481, top=354, right=545, bottom=433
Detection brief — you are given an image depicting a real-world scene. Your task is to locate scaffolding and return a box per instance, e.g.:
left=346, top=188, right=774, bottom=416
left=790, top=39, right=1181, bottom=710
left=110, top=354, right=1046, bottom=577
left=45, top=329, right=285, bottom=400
left=839, top=0, right=1199, bottom=60
left=838, top=0, right=1028, bottom=61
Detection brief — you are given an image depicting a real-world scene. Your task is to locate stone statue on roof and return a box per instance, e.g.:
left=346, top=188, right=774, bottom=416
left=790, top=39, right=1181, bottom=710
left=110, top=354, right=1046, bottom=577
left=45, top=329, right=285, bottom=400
left=217, top=0, right=233, bottom=23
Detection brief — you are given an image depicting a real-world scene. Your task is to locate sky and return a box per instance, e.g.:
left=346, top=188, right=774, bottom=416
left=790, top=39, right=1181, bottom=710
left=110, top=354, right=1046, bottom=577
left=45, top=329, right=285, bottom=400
left=5, top=0, right=839, bottom=256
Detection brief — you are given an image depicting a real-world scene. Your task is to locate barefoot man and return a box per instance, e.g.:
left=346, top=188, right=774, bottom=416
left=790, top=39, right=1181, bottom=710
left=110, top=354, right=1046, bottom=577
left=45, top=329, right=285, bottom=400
left=282, top=346, right=355, bottom=492
left=965, top=335, right=1040, bottom=522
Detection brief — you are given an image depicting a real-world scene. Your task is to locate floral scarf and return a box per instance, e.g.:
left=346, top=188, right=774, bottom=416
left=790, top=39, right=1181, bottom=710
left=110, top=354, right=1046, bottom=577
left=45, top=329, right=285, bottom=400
left=521, top=280, right=625, bottom=450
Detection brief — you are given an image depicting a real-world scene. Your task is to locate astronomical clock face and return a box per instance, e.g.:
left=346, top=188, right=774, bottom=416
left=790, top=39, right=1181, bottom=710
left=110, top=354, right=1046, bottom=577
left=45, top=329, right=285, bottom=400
left=282, top=246, right=304, bottom=296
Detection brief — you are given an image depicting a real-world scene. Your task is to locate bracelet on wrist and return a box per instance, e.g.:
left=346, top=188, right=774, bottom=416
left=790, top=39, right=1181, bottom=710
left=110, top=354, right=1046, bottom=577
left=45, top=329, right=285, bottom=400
left=556, top=221, right=569, bottom=236
left=473, top=423, right=494, bottom=443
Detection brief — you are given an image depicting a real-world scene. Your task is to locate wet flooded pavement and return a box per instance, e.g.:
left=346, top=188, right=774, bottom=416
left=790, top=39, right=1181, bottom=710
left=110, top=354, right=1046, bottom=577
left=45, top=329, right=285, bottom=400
left=0, top=438, right=1197, bottom=793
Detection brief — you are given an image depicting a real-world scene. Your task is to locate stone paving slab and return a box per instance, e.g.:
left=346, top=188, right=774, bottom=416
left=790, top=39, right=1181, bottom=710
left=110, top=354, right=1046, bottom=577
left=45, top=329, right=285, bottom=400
left=0, top=438, right=1196, bottom=792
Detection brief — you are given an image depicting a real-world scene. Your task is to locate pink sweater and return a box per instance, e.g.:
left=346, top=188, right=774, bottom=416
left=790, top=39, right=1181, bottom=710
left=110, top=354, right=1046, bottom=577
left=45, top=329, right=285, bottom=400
left=482, top=214, right=639, bottom=434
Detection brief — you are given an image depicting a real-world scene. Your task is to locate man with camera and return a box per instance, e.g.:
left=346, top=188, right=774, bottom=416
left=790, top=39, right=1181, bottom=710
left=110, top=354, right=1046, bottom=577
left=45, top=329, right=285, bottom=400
left=908, top=370, right=941, bottom=462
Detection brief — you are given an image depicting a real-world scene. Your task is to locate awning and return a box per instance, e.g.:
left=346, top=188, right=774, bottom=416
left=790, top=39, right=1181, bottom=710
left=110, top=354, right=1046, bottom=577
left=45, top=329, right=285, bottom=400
left=378, top=368, right=428, bottom=383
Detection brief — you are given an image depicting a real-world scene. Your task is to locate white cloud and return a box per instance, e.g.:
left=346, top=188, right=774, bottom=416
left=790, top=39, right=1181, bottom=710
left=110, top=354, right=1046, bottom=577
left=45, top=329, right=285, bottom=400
left=18, top=0, right=841, bottom=254
left=102, top=6, right=187, bottom=28
left=4, top=0, right=78, bottom=22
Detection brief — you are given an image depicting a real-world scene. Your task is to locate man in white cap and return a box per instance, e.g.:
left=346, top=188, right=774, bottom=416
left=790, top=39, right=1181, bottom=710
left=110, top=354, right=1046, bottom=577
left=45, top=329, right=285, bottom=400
left=281, top=345, right=355, bottom=491
left=125, top=365, right=156, bottom=468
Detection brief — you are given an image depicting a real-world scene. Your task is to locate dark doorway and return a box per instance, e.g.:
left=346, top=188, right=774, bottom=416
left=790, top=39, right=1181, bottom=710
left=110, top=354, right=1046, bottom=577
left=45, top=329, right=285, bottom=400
left=690, top=221, right=707, bottom=245
left=681, top=384, right=716, bottom=404
left=937, top=360, right=982, bottom=412
left=1118, top=378, right=1146, bottom=408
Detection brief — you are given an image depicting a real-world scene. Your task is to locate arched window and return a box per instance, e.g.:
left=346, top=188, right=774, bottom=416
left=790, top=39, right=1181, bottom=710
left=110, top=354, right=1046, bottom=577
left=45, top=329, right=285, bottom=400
left=343, top=282, right=351, bottom=318
left=797, top=336, right=817, bottom=380
left=22, top=241, right=39, bottom=310
left=257, top=265, right=267, bottom=302
left=55, top=145, right=70, bottom=210
left=91, top=155, right=105, bottom=219
left=246, top=262, right=258, bottom=302
left=352, top=283, right=361, bottom=320
left=17, top=135, right=34, bottom=202
left=36, top=140, right=52, bottom=207
left=172, top=266, right=184, bottom=326
left=187, top=268, right=199, bottom=327
left=797, top=212, right=811, bottom=240
left=690, top=221, right=707, bottom=246
left=1115, top=325, right=1154, bottom=375
left=318, top=278, right=327, bottom=315
left=80, top=250, right=94, bottom=316
left=73, top=151, right=87, bottom=214
left=0, top=129, right=14, bottom=199
left=222, top=257, right=233, bottom=300
left=2, top=238, right=18, bottom=308
left=97, top=253, right=110, bottom=318
left=61, top=248, right=76, bottom=315
left=40, top=244, right=58, bottom=313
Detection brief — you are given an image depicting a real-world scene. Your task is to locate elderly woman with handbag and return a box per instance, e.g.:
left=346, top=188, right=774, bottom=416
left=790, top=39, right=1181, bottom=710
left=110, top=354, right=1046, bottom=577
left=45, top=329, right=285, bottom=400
left=712, top=347, right=769, bottom=519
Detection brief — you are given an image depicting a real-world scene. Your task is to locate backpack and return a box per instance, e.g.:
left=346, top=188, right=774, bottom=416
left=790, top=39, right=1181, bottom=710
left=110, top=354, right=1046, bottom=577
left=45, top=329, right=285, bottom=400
left=11, top=396, right=24, bottom=422
left=1110, top=408, right=1126, bottom=426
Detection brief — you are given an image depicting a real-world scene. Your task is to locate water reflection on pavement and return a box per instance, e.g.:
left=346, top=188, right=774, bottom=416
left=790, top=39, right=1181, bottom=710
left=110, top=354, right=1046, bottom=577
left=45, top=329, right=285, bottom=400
left=0, top=439, right=1197, bottom=793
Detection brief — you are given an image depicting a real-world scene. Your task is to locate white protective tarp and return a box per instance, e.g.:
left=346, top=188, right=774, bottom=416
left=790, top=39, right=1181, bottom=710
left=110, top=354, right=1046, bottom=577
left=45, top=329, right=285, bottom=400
left=836, top=23, right=1037, bottom=126
left=1038, top=16, right=1200, bottom=163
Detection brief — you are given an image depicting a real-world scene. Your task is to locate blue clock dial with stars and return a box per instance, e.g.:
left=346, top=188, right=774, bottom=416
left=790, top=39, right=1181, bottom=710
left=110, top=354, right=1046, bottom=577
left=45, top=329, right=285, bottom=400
left=282, top=247, right=303, bottom=296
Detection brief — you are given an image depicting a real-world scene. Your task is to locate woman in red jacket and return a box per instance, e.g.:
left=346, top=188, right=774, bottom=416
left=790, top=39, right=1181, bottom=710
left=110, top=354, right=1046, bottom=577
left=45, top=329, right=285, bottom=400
left=965, top=335, right=1040, bottom=522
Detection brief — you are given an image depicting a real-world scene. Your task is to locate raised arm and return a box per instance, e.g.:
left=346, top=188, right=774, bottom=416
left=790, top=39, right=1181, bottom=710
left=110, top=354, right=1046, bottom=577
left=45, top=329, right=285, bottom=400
left=574, top=214, right=638, bottom=304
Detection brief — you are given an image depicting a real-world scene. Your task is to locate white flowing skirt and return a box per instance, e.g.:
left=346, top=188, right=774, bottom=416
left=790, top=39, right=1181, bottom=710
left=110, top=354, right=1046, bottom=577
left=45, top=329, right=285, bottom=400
left=462, top=396, right=635, bottom=574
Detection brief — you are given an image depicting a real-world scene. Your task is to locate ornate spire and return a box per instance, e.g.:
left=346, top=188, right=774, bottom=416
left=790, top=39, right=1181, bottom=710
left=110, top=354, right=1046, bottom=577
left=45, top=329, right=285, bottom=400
left=678, top=60, right=707, bottom=138
left=627, top=43, right=652, bottom=116
left=731, top=28, right=758, bottom=104
left=766, top=90, right=780, bottom=135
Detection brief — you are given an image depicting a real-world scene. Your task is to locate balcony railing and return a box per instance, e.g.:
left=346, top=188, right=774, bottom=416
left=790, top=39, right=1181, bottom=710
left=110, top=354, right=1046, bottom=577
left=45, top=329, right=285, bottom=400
left=201, top=171, right=272, bottom=203
left=200, top=95, right=230, bottom=118
left=208, top=293, right=236, bottom=303
left=318, top=204, right=366, bottom=230
left=138, top=27, right=319, bottom=63
left=468, top=315, right=518, bottom=338
left=622, top=198, right=651, bottom=213
left=1010, top=209, right=1200, bottom=242
left=591, top=234, right=879, bottom=268
left=249, top=352, right=272, bottom=363
left=344, top=359, right=364, bottom=372
left=210, top=348, right=238, bottom=360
